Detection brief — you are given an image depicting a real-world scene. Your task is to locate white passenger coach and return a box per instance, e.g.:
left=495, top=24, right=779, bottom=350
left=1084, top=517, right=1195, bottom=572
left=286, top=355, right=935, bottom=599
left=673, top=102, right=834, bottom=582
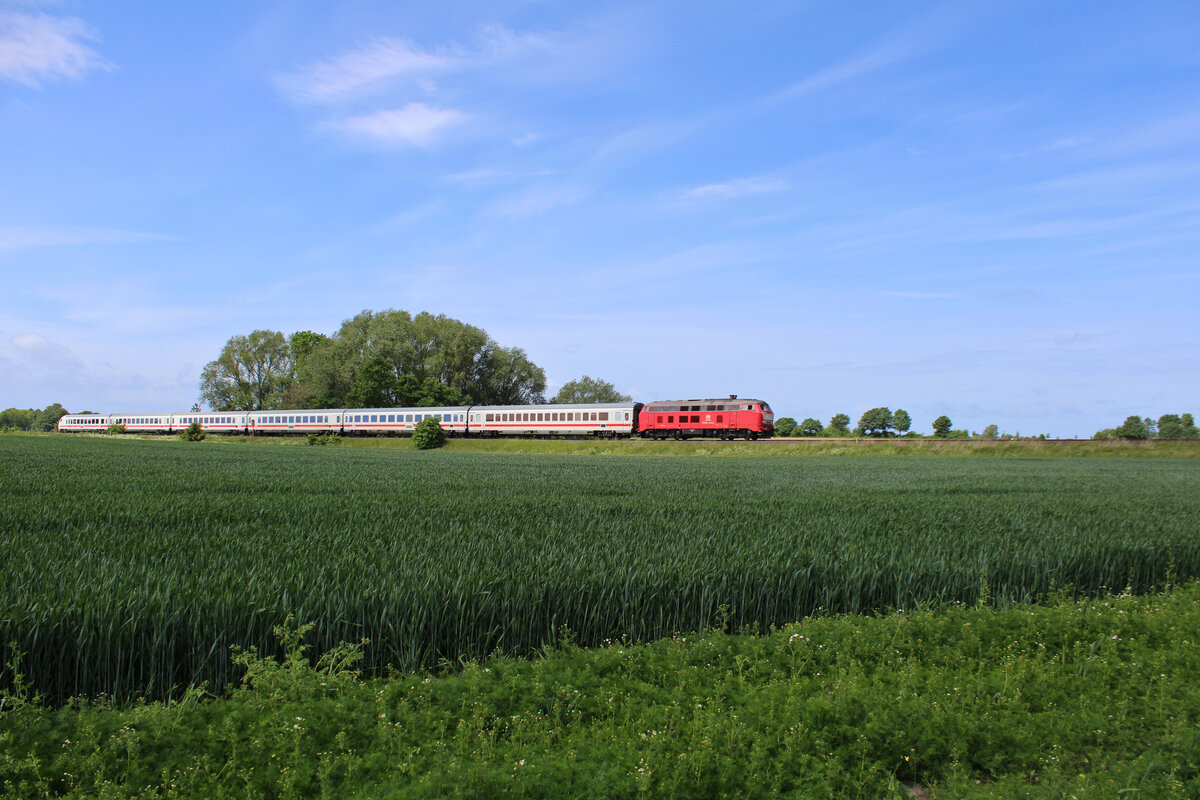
left=58, top=402, right=642, bottom=438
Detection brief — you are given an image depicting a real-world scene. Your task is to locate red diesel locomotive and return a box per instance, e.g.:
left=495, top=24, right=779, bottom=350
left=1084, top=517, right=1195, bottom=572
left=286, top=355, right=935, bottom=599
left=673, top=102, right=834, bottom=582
left=638, top=396, right=774, bottom=440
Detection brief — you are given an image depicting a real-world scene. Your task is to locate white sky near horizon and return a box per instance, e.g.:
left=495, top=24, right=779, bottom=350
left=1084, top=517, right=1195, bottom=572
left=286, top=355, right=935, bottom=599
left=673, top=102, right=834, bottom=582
left=1, top=1, right=1197, bottom=436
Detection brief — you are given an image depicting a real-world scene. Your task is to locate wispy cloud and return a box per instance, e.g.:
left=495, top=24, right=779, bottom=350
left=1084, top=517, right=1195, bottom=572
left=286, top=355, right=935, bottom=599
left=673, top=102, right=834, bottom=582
left=0, top=11, right=112, bottom=87
left=276, top=37, right=456, bottom=103
left=775, top=41, right=911, bottom=100
left=0, top=225, right=174, bottom=250
left=9, top=332, right=83, bottom=369
left=277, top=24, right=565, bottom=104
left=881, top=290, right=964, bottom=300
left=680, top=177, right=788, bottom=202
left=445, top=166, right=554, bottom=183
left=486, top=184, right=587, bottom=218
left=324, top=103, right=469, bottom=147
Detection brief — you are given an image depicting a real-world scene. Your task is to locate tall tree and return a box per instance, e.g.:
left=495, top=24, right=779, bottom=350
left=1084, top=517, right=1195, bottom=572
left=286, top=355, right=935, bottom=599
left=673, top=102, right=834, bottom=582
left=199, top=330, right=293, bottom=411
left=773, top=417, right=797, bottom=437
left=798, top=417, right=823, bottom=436
left=552, top=376, right=631, bottom=404
left=292, top=310, right=544, bottom=407
left=893, top=409, right=912, bottom=434
left=1116, top=415, right=1150, bottom=440
left=931, top=415, right=952, bottom=438
left=32, top=403, right=68, bottom=432
left=826, top=413, right=851, bottom=437
left=855, top=407, right=895, bottom=437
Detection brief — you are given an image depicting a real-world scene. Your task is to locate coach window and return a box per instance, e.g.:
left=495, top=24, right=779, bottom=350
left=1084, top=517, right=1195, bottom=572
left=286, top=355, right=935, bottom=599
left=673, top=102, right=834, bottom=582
left=598, top=412, right=608, bottom=421
left=668, top=415, right=674, bottom=423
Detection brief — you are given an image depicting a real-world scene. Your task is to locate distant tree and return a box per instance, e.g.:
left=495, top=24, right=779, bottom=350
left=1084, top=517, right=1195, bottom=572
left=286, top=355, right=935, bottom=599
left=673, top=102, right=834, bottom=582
left=200, top=330, right=293, bottom=411
left=981, top=424, right=999, bottom=440
left=1182, top=413, right=1200, bottom=439
left=893, top=409, right=912, bottom=435
left=32, top=403, right=68, bottom=432
left=0, top=407, right=39, bottom=431
left=1093, top=428, right=1119, bottom=440
left=1157, top=414, right=1185, bottom=439
left=932, top=415, right=952, bottom=438
left=1116, top=415, right=1150, bottom=440
left=411, top=416, right=446, bottom=450
left=826, top=413, right=851, bottom=437
left=855, top=407, right=894, bottom=437
left=773, top=417, right=797, bottom=437
left=798, top=417, right=824, bottom=437
left=552, top=376, right=631, bottom=404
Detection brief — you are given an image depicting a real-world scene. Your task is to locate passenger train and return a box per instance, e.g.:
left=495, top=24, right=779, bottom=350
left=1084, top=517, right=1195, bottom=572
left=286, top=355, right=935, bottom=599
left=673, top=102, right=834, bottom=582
left=58, top=396, right=775, bottom=440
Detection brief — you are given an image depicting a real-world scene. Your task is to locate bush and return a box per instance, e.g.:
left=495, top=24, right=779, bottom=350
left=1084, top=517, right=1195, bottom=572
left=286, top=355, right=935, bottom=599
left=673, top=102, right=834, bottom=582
left=773, top=417, right=797, bottom=437
left=306, top=433, right=341, bottom=446
left=180, top=422, right=205, bottom=442
left=106, top=424, right=127, bottom=435
left=411, top=416, right=446, bottom=450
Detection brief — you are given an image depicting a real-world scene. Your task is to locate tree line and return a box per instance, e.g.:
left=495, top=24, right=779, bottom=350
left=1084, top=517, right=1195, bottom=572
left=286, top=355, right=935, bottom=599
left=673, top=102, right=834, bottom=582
left=0, top=403, right=69, bottom=432
left=1094, top=414, right=1199, bottom=440
left=774, top=409, right=1024, bottom=439
left=199, top=310, right=631, bottom=412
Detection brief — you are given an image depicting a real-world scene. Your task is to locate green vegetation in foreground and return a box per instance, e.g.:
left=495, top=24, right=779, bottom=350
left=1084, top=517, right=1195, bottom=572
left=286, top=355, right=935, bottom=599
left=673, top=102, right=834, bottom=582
left=2, top=434, right=1199, bottom=702
left=3, top=584, right=1198, bottom=799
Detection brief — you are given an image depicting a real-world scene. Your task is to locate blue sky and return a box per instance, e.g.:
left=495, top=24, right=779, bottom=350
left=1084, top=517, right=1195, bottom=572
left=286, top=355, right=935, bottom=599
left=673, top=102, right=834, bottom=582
left=1, top=1, right=1196, bottom=436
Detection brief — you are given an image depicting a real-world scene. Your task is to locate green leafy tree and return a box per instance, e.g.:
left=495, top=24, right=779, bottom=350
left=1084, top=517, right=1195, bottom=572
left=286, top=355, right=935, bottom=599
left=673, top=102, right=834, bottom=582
left=893, top=409, right=912, bottom=435
left=293, top=310, right=544, bottom=408
left=981, top=424, right=999, bottom=440
left=32, top=403, right=68, bottom=432
left=1, top=407, right=39, bottom=431
left=932, top=415, right=952, bottom=438
left=855, top=407, right=895, bottom=437
left=773, top=417, right=797, bottom=437
left=1160, top=413, right=1200, bottom=439
left=411, top=416, right=446, bottom=450
left=799, top=418, right=824, bottom=437
left=200, top=330, right=293, bottom=411
left=552, top=376, right=631, bottom=404
left=1116, top=415, right=1150, bottom=440
left=825, top=413, right=851, bottom=437
left=289, top=330, right=328, bottom=373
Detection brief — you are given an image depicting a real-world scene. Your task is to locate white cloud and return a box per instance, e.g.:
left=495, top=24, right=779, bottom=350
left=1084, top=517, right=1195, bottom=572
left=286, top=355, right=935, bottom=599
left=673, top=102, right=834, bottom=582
left=276, top=37, right=456, bottom=103
left=10, top=332, right=83, bottom=369
left=0, top=225, right=174, bottom=250
left=0, top=11, right=111, bottom=87
left=680, top=177, right=788, bottom=202
left=277, top=25, right=564, bottom=104
left=324, top=103, right=468, bottom=147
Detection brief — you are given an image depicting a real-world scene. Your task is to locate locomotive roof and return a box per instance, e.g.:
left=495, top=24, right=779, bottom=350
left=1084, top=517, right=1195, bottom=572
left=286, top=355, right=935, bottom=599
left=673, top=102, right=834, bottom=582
left=644, top=398, right=767, bottom=405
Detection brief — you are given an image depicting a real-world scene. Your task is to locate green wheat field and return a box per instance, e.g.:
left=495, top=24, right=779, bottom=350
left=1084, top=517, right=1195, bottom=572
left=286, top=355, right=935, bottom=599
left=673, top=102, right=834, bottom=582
left=2, top=434, right=1197, bottom=703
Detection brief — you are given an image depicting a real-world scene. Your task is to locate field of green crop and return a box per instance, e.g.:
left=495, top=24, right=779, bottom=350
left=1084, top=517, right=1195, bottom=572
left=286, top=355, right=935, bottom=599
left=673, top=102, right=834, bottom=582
left=2, top=434, right=1198, bottom=701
